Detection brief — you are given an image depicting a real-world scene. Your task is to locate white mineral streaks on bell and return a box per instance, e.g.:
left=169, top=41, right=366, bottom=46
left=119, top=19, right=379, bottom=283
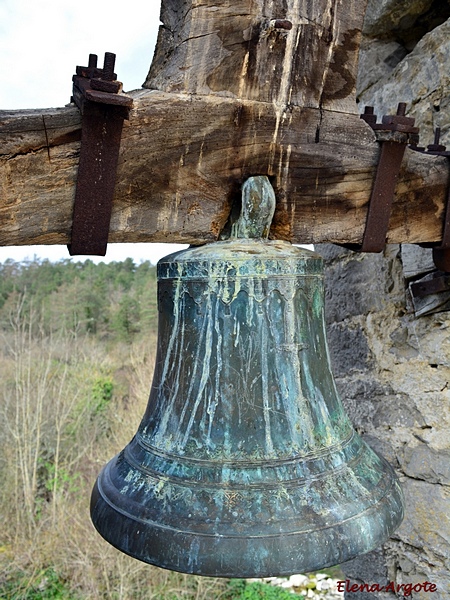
left=272, top=285, right=315, bottom=450
left=261, top=296, right=275, bottom=455
left=178, top=291, right=214, bottom=450
left=150, top=265, right=184, bottom=442
left=205, top=294, right=223, bottom=447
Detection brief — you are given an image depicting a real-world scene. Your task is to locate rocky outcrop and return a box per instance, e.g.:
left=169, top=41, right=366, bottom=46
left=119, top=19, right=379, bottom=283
left=357, top=2, right=450, bottom=145
left=320, top=243, right=450, bottom=599
left=322, top=8, right=450, bottom=594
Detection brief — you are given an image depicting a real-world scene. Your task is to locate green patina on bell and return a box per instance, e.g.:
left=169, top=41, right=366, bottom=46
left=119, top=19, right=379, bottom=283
left=90, top=176, right=404, bottom=577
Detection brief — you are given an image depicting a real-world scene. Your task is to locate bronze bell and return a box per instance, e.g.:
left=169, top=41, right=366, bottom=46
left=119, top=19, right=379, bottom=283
left=91, top=176, right=404, bottom=577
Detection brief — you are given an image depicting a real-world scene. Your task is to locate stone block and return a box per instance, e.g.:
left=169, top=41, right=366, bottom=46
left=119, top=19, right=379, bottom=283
left=357, top=39, right=407, bottom=97
left=397, top=478, right=450, bottom=563
left=372, top=395, right=426, bottom=429
left=363, top=0, right=435, bottom=38
left=341, top=548, right=388, bottom=600
left=358, top=18, right=450, bottom=144
left=334, top=376, right=383, bottom=431
left=315, top=243, right=353, bottom=262
left=323, top=257, right=385, bottom=322
left=401, top=245, right=434, bottom=280
left=399, top=444, right=450, bottom=486
left=327, top=324, right=372, bottom=377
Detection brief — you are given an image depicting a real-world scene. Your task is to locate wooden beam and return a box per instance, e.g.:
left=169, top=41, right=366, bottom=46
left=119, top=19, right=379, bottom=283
left=0, top=0, right=448, bottom=248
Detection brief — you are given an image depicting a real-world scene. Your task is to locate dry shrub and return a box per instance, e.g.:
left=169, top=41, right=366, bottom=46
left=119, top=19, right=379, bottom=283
left=0, top=300, right=227, bottom=599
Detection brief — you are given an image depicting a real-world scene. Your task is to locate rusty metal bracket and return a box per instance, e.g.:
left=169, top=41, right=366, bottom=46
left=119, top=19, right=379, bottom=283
left=68, top=52, right=133, bottom=256
left=409, top=271, right=450, bottom=317
left=410, top=272, right=450, bottom=299
left=358, top=103, right=419, bottom=253
left=410, top=128, right=450, bottom=271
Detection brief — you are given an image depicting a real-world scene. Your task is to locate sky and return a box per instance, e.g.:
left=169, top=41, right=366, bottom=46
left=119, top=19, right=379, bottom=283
left=0, top=0, right=187, bottom=265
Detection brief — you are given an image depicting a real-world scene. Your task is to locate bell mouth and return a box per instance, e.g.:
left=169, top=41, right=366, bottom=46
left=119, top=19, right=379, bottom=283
left=91, top=436, right=404, bottom=577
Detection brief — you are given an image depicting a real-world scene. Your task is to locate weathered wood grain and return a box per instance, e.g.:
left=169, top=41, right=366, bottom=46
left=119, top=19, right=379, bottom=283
left=1, top=0, right=449, bottom=248
left=1, top=92, right=448, bottom=246
left=146, top=0, right=366, bottom=114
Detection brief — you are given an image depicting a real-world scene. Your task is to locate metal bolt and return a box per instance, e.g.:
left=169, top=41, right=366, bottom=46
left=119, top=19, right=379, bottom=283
left=269, top=19, right=293, bottom=31
left=361, top=105, right=377, bottom=126
left=434, top=127, right=441, bottom=145
left=396, top=102, right=407, bottom=117
left=88, top=54, right=98, bottom=78
left=102, top=52, right=116, bottom=81
left=427, top=127, right=446, bottom=153
left=88, top=54, right=98, bottom=69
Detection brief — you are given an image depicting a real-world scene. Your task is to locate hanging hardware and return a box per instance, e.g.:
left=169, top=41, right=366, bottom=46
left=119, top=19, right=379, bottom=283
left=410, top=128, right=450, bottom=272
left=68, top=52, right=133, bottom=256
left=358, top=103, right=419, bottom=253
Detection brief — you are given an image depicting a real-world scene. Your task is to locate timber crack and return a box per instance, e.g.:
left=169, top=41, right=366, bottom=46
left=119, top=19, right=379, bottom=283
left=2, top=145, right=52, bottom=161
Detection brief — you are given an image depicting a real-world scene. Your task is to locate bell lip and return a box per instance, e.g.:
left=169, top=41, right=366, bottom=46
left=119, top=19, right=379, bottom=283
left=90, top=457, right=404, bottom=578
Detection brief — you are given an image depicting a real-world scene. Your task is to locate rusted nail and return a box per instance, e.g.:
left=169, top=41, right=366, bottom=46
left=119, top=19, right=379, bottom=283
left=270, top=19, right=293, bottom=31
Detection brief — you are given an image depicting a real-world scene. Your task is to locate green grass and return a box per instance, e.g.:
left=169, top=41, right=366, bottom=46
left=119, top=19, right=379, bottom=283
left=224, top=579, right=304, bottom=599
left=0, top=568, right=79, bottom=600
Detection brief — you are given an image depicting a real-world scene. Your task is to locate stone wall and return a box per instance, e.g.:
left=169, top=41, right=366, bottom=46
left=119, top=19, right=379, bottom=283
left=321, top=244, right=450, bottom=599
left=320, top=2, right=450, bottom=598
left=357, top=0, right=450, bottom=144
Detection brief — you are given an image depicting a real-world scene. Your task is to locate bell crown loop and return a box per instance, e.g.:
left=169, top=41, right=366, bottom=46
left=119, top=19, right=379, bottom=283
left=158, top=176, right=322, bottom=280
left=231, top=176, right=276, bottom=240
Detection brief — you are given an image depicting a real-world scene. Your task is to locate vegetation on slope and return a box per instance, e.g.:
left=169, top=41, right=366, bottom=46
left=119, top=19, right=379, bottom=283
left=0, top=258, right=310, bottom=599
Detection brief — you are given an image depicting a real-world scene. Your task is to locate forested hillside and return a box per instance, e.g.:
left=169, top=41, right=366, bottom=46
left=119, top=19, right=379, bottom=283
left=0, top=258, right=158, bottom=340
left=0, top=258, right=228, bottom=599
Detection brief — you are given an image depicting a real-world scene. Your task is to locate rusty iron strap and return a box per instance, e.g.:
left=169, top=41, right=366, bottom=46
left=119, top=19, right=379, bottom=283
left=361, top=140, right=408, bottom=252
left=359, top=104, right=419, bottom=253
left=409, top=128, right=450, bottom=272
left=68, top=53, right=133, bottom=256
